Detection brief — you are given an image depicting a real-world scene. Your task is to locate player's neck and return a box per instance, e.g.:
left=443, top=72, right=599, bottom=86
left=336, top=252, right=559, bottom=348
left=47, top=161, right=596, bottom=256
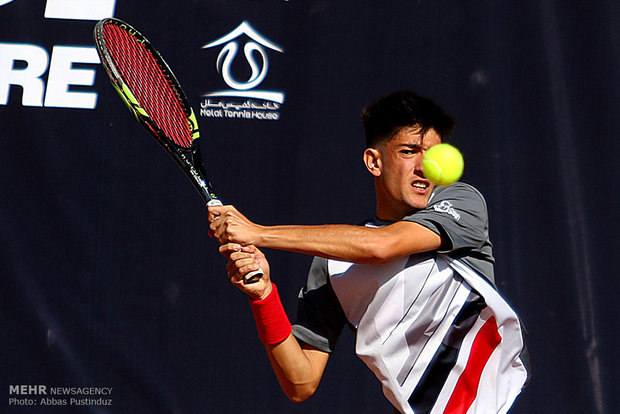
left=375, top=200, right=416, bottom=222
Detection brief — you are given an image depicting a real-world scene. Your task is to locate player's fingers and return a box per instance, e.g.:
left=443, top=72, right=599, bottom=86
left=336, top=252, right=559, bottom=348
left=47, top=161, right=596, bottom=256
left=237, top=260, right=261, bottom=276
left=219, top=243, right=242, bottom=257
left=227, top=255, right=259, bottom=278
left=208, top=205, right=237, bottom=221
left=206, top=211, right=216, bottom=223
left=206, top=205, right=225, bottom=222
left=208, top=218, right=220, bottom=233
left=229, top=248, right=252, bottom=259
left=226, top=258, right=245, bottom=278
left=226, top=251, right=256, bottom=272
left=225, top=258, right=234, bottom=275
left=238, top=244, right=255, bottom=254
left=239, top=245, right=266, bottom=263
left=229, top=261, right=261, bottom=284
left=209, top=220, right=229, bottom=244
left=230, top=253, right=257, bottom=271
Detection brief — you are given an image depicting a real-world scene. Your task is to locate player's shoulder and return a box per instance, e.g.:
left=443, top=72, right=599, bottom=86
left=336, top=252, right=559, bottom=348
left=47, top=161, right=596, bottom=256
left=431, top=182, right=487, bottom=204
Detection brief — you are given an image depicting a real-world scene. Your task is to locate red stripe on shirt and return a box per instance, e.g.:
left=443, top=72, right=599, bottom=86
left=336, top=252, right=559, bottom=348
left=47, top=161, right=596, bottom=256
left=443, top=316, right=502, bottom=414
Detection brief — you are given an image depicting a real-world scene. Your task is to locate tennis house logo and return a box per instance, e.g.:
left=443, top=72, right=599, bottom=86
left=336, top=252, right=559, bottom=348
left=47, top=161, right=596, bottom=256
left=201, top=21, right=284, bottom=121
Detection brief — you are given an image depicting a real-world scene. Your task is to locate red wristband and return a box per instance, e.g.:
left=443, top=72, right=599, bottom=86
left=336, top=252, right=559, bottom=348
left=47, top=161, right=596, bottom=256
left=249, top=283, right=292, bottom=345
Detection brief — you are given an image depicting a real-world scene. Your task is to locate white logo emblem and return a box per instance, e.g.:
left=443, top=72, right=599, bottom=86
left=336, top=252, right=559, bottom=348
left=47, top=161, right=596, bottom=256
left=433, top=200, right=461, bottom=221
left=200, top=22, right=284, bottom=121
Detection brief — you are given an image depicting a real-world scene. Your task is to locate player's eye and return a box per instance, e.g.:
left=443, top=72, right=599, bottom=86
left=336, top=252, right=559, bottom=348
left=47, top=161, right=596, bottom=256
left=400, top=148, right=419, bottom=156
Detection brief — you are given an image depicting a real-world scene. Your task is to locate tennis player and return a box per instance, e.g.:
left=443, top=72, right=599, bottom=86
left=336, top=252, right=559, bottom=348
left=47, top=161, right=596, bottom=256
left=208, top=90, right=529, bottom=413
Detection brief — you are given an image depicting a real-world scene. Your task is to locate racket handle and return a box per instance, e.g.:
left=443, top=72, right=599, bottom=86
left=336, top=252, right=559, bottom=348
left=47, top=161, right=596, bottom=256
left=206, top=199, right=262, bottom=284
left=245, top=269, right=263, bottom=284
left=207, top=199, right=224, bottom=207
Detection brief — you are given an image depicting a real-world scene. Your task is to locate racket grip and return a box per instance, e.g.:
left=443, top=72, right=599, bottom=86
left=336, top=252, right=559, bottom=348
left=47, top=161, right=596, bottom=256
left=206, top=199, right=262, bottom=284
left=245, top=269, right=263, bottom=284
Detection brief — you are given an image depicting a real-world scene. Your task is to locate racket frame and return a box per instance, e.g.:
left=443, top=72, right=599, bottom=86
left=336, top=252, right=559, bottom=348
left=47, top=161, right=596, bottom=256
left=93, top=18, right=221, bottom=207
left=94, top=18, right=262, bottom=283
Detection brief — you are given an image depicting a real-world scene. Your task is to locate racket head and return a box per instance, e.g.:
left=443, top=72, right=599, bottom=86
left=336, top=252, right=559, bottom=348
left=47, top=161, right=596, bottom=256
left=94, top=18, right=261, bottom=282
left=94, top=18, right=219, bottom=205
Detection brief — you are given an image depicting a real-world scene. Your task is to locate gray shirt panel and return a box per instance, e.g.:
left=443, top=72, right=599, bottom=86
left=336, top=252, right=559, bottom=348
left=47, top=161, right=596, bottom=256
left=293, top=182, right=495, bottom=352
left=402, top=182, right=495, bottom=284
left=292, top=256, right=348, bottom=353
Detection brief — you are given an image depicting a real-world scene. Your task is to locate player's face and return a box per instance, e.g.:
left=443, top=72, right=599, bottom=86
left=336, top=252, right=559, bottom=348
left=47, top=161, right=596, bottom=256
left=373, top=127, right=442, bottom=220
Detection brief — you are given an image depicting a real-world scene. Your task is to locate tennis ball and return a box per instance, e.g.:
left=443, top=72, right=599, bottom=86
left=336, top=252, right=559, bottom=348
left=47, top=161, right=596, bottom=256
left=422, top=143, right=464, bottom=186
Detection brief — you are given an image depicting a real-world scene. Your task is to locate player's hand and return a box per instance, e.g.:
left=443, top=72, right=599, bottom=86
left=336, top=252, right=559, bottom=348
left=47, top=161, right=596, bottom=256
left=208, top=205, right=264, bottom=246
left=219, top=243, right=272, bottom=300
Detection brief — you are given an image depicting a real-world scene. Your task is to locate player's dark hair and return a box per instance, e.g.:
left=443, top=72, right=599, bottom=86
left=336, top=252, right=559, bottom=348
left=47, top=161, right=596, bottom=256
left=361, top=90, right=455, bottom=148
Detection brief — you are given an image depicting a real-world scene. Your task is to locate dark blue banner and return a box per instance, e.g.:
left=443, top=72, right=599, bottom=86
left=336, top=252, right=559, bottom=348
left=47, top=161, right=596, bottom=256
left=1, top=1, right=618, bottom=413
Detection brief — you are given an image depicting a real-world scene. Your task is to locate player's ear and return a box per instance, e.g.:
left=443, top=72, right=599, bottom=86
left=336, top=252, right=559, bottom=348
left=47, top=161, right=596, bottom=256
left=363, top=148, right=382, bottom=177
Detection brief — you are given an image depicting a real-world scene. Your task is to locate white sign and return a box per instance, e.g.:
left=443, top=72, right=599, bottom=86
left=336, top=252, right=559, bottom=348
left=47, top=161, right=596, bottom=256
left=44, top=0, right=116, bottom=21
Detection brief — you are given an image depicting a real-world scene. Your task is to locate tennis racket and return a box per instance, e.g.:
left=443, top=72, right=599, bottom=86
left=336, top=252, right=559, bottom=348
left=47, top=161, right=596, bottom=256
left=94, top=17, right=262, bottom=283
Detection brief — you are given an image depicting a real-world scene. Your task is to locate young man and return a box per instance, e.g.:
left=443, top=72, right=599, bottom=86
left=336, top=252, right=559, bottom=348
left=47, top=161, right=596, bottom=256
left=208, top=91, right=529, bottom=414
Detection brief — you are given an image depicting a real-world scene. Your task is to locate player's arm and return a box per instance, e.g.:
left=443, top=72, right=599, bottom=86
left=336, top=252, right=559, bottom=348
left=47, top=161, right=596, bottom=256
left=209, top=206, right=441, bottom=264
left=222, top=244, right=330, bottom=402
left=265, top=335, right=330, bottom=402
left=256, top=221, right=440, bottom=264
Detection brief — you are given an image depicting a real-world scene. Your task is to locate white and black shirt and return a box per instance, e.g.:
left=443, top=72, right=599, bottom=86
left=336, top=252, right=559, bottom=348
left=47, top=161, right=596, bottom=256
left=292, top=183, right=529, bottom=414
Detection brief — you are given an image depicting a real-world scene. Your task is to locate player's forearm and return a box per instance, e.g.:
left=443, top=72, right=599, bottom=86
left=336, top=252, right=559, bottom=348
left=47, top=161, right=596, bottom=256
left=265, top=336, right=326, bottom=403
left=256, top=222, right=441, bottom=264
left=247, top=282, right=329, bottom=402
left=208, top=206, right=439, bottom=261
left=255, top=224, right=388, bottom=263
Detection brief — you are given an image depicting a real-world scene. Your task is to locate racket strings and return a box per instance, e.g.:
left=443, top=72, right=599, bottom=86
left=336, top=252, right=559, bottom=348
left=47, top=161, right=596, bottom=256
left=102, top=24, right=194, bottom=148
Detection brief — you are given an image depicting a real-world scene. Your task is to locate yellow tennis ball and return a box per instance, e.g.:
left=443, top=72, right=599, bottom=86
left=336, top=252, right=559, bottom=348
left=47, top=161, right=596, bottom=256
left=422, top=143, right=464, bottom=186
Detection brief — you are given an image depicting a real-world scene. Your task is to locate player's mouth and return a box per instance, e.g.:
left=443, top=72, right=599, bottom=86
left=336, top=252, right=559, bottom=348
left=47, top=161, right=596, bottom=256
left=411, top=180, right=431, bottom=193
